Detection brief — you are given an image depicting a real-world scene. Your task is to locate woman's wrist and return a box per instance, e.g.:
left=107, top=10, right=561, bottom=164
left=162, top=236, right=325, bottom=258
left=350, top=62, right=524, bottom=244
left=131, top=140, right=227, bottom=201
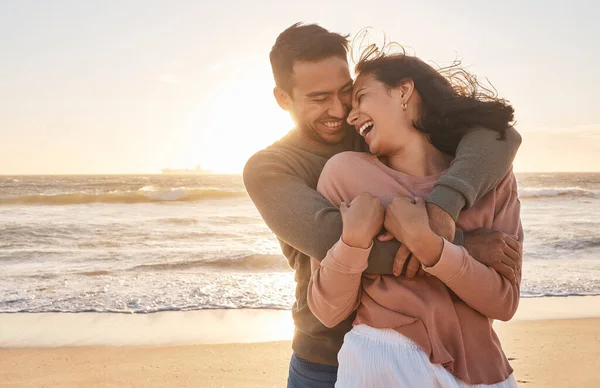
left=409, top=230, right=444, bottom=267
left=342, top=229, right=373, bottom=250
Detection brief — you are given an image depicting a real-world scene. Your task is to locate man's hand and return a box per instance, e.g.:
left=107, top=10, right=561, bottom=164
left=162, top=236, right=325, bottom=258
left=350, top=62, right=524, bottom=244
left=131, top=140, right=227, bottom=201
left=464, top=229, right=521, bottom=284
left=341, top=193, right=385, bottom=249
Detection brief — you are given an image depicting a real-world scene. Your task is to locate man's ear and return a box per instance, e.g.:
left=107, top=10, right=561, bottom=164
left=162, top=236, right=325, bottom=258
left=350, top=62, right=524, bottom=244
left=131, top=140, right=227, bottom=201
left=274, top=87, right=292, bottom=111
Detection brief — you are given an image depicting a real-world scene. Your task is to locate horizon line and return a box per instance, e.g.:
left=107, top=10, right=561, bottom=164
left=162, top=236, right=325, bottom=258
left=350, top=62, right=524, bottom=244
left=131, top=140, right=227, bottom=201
left=1, top=170, right=600, bottom=177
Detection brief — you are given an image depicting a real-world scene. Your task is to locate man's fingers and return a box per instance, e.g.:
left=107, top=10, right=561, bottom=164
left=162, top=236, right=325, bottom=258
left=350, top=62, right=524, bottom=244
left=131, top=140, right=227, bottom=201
left=502, top=245, right=520, bottom=265
left=393, top=245, right=411, bottom=276
left=503, top=235, right=521, bottom=254
left=377, top=231, right=394, bottom=242
left=417, top=267, right=426, bottom=277
left=491, top=262, right=516, bottom=285
left=405, top=255, right=421, bottom=279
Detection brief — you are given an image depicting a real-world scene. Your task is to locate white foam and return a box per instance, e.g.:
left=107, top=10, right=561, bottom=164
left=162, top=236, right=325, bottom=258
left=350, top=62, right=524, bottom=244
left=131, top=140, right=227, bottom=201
left=145, top=188, right=189, bottom=201
left=519, top=187, right=597, bottom=198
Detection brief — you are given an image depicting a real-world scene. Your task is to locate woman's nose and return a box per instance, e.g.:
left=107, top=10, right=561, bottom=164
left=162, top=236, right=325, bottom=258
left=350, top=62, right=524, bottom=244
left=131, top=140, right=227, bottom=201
left=347, top=107, right=358, bottom=125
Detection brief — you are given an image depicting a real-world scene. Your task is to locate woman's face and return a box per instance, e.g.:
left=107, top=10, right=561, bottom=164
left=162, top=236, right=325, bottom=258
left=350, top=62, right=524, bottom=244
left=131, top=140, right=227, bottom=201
left=347, top=73, right=417, bottom=156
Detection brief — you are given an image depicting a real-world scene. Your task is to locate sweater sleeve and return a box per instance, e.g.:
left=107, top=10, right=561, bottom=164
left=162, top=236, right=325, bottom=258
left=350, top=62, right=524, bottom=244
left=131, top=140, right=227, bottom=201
left=427, top=126, right=522, bottom=220
left=243, top=150, right=399, bottom=274
left=423, top=173, right=523, bottom=321
left=307, top=239, right=371, bottom=328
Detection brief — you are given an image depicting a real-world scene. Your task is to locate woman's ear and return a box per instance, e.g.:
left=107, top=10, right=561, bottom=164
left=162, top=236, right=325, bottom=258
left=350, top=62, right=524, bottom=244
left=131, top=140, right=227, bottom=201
left=274, top=87, right=292, bottom=111
left=397, top=79, right=415, bottom=102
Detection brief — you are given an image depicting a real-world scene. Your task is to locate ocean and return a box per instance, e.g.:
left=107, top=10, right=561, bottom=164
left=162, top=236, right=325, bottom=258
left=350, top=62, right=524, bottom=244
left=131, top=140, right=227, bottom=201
left=1, top=173, right=599, bottom=313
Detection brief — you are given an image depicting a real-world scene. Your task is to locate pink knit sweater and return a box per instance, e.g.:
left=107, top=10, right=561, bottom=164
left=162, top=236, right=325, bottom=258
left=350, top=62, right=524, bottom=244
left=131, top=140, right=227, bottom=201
left=308, top=151, right=523, bottom=385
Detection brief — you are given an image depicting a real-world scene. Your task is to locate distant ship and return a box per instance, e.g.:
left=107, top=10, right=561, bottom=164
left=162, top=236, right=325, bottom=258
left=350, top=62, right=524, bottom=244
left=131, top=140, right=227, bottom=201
left=161, top=165, right=212, bottom=175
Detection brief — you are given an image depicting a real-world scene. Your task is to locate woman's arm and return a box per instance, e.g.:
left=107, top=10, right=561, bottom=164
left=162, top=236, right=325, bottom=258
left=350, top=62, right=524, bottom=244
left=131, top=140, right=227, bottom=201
left=385, top=174, right=523, bottom=321
left=307, top=193, right=384, bottom=328
left=307, top=241, right=370, bottom=328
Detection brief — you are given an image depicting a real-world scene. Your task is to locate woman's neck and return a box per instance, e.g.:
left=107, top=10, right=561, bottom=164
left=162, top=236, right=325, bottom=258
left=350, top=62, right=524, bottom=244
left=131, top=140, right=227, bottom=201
left=384, top=133, right=453, bottom=176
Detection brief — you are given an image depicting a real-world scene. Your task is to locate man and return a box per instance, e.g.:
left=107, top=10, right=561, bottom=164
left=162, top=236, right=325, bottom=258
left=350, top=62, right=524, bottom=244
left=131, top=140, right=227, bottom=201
left=243, top=23, right=522, bottom=388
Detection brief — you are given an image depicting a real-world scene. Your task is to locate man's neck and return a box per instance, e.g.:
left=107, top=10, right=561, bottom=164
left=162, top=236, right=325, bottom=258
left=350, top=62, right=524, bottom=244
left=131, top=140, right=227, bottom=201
left=293, top=127, right=358, bottom=153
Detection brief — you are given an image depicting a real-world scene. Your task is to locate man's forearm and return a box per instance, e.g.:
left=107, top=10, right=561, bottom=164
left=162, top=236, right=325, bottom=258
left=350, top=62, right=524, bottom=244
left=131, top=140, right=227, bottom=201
left=244, top=153, right=397, bottom=274
left=428, top=126, right=521, bottom=220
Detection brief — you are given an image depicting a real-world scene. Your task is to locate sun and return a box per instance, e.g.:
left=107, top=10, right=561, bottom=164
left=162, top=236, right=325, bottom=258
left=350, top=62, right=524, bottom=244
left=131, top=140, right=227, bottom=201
left=177, top=76, right=293, bottom=174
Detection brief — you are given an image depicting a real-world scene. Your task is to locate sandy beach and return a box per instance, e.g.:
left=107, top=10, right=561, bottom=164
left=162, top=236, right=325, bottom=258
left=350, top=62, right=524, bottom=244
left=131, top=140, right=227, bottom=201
left=1, top=296, right=600, bottom=388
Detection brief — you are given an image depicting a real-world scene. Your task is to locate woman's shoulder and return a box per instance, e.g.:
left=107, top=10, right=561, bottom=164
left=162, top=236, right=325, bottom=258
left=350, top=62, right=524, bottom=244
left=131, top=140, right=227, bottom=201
left=323, top=152, right=375, bottom=174
left=318, top=152, right=386, bottom=197
left=458, top=169, right=519, bottom=226
left=328, top=151, right=373, bottom=164
left=320, top=151, right=370, bottom=182
left=494, top=169, right=519, bottom=196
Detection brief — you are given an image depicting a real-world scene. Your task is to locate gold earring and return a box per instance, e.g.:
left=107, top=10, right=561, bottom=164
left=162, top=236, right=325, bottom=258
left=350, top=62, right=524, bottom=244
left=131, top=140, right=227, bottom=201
left=402, top=103, right=407, bottom=111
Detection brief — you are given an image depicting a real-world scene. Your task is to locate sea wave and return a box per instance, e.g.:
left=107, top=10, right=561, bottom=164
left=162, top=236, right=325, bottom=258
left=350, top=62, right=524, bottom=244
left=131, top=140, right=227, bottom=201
left=552, top=236, right=600, bottom=250
left=156, top=217, right=200, bottom=226
left=519, top=187, right=598, bottom=199
left=3, top=292, right=600, bottom=313
left=0, top=187, right=248, bottom=205
left=129, top=254, right=289, bottom=272
left=520, top=291, right=600, bottom=298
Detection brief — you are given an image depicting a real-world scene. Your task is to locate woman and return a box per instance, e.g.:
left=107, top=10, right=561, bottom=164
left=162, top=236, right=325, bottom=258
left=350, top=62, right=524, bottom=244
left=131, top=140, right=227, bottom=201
left=307, top=47, right=523, bottom=387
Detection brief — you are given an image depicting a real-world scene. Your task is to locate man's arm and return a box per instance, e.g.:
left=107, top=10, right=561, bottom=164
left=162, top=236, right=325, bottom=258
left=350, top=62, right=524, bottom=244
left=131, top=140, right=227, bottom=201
left=244, top=126, right=520, bottom=275
left=427, top=126, right=522, bottom=220
left=243, top=150, right=398, bottom=275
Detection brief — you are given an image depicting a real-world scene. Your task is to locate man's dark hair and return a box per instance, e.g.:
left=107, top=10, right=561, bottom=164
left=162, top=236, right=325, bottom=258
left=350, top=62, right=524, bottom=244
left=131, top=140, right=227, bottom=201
left=270, top=23, right=349, bottom=94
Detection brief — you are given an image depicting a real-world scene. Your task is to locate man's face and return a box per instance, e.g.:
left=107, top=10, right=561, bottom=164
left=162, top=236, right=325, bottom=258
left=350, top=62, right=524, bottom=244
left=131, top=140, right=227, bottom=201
left=285, top=56, right=354, bottom=145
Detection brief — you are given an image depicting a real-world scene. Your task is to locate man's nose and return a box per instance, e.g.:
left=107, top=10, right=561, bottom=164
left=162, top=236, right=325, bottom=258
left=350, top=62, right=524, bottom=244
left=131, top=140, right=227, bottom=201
left=328, top=97, right=347, bottom=119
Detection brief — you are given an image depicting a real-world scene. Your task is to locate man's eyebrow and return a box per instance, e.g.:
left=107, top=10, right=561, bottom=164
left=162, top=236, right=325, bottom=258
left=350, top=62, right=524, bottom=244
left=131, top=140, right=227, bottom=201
left=306, top=90, right=331, bottom=98
left=305, top=80, right=354, bottom=98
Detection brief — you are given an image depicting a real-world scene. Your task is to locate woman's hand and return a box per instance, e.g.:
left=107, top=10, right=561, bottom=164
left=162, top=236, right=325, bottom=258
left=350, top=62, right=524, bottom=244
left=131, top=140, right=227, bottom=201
left=384, top=196, right=443, bottom=267
left=384, top=197, right=431, bottom=246
left=341, top=193, right=384, bottom=249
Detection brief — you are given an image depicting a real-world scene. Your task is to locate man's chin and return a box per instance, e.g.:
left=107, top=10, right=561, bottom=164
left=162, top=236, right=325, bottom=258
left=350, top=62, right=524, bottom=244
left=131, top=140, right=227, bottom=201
left=318, top=125, right=353, bottom=144
left=320, top=132, right=346, bottom=144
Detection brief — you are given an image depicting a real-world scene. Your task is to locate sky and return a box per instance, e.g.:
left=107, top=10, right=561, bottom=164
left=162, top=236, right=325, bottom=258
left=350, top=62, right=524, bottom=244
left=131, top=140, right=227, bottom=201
left=1, top=0, right=599, bottom=174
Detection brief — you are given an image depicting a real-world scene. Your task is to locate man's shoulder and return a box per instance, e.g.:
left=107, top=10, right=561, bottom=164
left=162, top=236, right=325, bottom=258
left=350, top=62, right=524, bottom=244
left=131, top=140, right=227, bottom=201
left=247, top=130, right=303, bottom=159
left=244, top=142, right=303, bottom=173
left=243, top=132, right=326, bottom=189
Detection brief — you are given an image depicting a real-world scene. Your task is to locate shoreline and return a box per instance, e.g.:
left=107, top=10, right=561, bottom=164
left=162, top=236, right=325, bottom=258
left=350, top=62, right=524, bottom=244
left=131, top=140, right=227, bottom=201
left=1, top=296, right=600, bottom=348
left=1, top=296, right=600, bottom=387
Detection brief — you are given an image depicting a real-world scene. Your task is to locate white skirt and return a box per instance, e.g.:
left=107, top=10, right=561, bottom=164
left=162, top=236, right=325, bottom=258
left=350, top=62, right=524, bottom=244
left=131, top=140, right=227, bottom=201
left=336, top=324, right=518, bottom=388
